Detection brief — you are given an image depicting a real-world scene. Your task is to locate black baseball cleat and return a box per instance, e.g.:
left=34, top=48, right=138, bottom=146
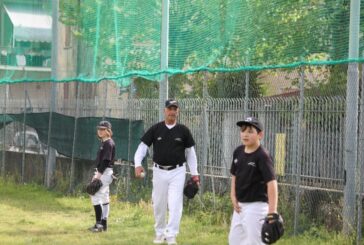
left=101, top=219, right=107, bottom=231
left=88, top=223, right=104, bottom=233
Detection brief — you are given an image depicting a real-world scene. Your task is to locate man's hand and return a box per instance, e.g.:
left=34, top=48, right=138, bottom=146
left=135, top=166, right=145, bottom=178
left=183, top=177, right=199, bottom=199
left=191, top=175, right=200, bottom=186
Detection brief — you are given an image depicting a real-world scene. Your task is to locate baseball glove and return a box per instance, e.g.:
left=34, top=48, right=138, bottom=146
left=261, top=213, right=284, bottom=244
left=86, top=179, right=103, bottom=195
left=183, top=177, right=199, bottom=199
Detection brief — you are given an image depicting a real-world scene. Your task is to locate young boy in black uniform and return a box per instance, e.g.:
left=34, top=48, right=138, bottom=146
left=89, top=120, right=115, bottom=232
left=229, top=116, right=278, bottom=245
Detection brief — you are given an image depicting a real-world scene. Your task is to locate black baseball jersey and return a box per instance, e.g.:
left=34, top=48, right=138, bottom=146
left=230, top=145, right=276, bottom=203
left=141, top=121, right=195, bottom=166
left=96, top=138, right=115, bottom=173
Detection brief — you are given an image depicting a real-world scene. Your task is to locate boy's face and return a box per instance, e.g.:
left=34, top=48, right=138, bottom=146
left=97, top=128, right=108, bottom=138
left=240, top=125, right=263, bottom=147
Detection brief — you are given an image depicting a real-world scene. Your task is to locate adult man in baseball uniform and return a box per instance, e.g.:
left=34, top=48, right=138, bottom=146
left=134, top=99, right=199, bottom=245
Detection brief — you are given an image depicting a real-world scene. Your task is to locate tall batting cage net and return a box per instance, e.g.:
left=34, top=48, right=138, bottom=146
left=0, top=0, right=364, bottom=241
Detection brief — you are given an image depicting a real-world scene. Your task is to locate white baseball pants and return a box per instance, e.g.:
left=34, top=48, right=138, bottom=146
left=152, top=164, right=186, bottom=238
left=229, top=202, right=268, bottom=245
left=91, top=168, right=113, bottom=205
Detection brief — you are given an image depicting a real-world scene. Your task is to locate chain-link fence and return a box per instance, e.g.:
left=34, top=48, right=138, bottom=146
left=0, top=66, right=363, bottom=241
left=0, top=0, right=363, bottom=243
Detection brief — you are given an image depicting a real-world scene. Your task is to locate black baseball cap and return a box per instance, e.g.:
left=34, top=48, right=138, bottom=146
left=97, top=120, right=112, bottom=130
left=165, top=99, right=179, bottom=108
left=236, top=116, right=263, bottom=132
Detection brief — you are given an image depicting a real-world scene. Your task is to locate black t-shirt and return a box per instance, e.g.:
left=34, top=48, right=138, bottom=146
left=141, top=121, right=195, bottom=166
left=230, top=145, right=276, bottom=203
left=96, top=138, right=115, bottom=173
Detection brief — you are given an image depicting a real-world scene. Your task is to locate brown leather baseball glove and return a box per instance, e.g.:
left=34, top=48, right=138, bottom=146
left=86, top=179, right=103, bottom=195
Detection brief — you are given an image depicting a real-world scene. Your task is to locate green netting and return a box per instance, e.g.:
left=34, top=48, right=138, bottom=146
left=0, top=114, right=13, bottom=130
left=0, top=0, right=363, bottom=84
left=2, top=113, right=144, bottom=161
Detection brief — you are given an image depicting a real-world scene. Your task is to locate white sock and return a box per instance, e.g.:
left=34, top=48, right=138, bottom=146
left=102, top=203, right=110, bottom=220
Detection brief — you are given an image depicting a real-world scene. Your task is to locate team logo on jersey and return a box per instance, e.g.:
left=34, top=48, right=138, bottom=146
left=157, top=137, right=162, bottom=140
left=175, top=138, right=182, bottom=142
left=248, top=162, right=256, bottom=167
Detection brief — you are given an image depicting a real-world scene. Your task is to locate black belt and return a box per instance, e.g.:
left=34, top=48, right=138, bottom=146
left=154, top=163, right=184, bottom=171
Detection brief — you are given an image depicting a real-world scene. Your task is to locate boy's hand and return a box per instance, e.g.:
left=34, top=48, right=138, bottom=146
left=231, top=198, right=241, bottom=213
left=261, top=213, right=284, bottom=244
left=92, top=171, right=102, bottom=181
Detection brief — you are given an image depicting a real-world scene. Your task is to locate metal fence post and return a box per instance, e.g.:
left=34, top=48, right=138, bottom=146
left=356, top=62, right=364, bottom=244
left=102, top=81, right=108, bottom=120
left=1, top=85, right=8, bottom=177
left=69, top=82, right=81, bottom=192
left=200, top=78, right=209, bottom=194
left=343, top=0, right=360, bottom=235
left=343, top=61, right=359, bottom=236
left=293, top=67, right=305, bottom=235
left=21, top=85, right=27, bottom=183
left=126, top=80, right=135, bottom=198
left=159, top=0, right=169, bottom=121
left=45, top=0, right=59, bottom=188
left=244, top=65, right=250, bottom=117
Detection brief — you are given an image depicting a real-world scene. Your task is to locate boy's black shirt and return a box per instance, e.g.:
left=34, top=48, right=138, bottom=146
left=96, top=138, right=115, bottom=173
left=230, top=145, right=276, bottom=203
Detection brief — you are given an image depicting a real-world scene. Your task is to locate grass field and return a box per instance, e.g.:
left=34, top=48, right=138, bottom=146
left=0, top=178, right=354, bottom=245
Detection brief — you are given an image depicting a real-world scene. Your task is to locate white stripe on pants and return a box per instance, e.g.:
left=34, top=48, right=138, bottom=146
left=152, top=164, right=186, bottom=238
left=91, top=168, right=113, bottom=206
left=229, top=202, right=268, bottom=245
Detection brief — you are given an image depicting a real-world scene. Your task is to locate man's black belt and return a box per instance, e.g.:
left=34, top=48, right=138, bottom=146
left=154, top=163, right=184, bottom=171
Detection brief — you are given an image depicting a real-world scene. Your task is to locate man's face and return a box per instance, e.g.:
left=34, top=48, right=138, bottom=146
left=164, top=106, right=179, bottom=122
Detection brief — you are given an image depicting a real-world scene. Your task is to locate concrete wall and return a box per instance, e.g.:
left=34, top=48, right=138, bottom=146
left=2, top=151, right=95, bottom=191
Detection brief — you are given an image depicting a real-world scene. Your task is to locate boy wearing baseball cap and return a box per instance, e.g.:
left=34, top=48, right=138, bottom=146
left=229, top=116, right=279, bottom=244
left=89, top=120, right=115, bottom=232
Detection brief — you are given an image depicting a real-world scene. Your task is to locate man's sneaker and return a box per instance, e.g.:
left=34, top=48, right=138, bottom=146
left=166, top=236, right=177, bottom=245
left=88, top=223, right=104, bottom=233
left=153, top=234, right=165, bottom=244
